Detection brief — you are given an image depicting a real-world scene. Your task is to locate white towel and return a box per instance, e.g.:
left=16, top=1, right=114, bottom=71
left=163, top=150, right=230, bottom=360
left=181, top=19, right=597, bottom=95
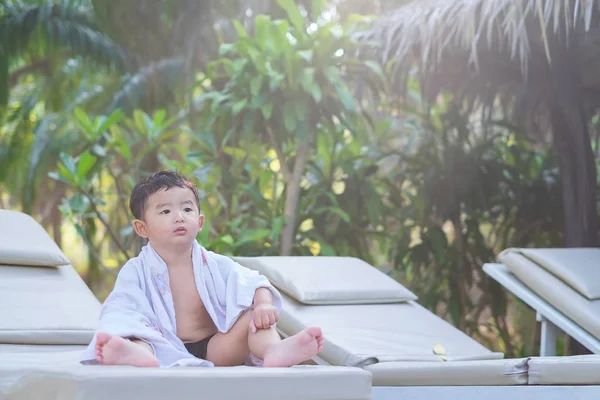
left=80, top=240, right=282, bottom=367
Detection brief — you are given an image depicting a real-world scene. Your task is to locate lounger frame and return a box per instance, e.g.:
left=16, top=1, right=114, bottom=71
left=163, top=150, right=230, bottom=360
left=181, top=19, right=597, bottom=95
left=484, top=263, right=600, bottom=355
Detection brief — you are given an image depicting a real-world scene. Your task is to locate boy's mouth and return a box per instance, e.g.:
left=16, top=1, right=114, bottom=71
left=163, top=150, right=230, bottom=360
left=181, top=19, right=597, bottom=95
left=174, top=227, right=187, bottom=234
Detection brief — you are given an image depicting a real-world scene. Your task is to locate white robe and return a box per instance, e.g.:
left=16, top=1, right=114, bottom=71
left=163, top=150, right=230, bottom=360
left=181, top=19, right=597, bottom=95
left=80, top=240, right=282, bottom=367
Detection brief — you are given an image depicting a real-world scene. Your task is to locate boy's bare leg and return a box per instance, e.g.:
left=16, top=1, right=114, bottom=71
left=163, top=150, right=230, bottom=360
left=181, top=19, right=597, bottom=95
left=205, top=310, right=254, bottom=366
left=205, top=310, right=324, bottom=367
left=95, top=332, right=159, bottom=367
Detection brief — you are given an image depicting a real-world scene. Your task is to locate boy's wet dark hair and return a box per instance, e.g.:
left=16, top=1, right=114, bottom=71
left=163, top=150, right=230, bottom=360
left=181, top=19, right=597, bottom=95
left=129, top=171, right=200, bottom=220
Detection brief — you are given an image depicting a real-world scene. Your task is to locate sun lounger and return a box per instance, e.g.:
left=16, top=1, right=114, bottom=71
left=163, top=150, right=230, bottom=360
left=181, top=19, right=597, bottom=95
left=0, top=262, right=101, bottom=346
left=484, top=248, right=600, bottom=356
left=0, top=350, right=370, bottom=400
left=234, top=256, right=531, bottom=384
left=235, top=254, right=600, bottom=398
left=0, top=209, right=372, bottom=400
left=372, top=355, right=600, bottom=400
left=3, top=209, right=600, bottom=399
left=0, top=210, right=101, bottom=346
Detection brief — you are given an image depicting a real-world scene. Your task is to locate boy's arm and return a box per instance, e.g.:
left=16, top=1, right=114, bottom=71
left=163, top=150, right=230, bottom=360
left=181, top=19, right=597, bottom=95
left=210, top=251, right=281, bottom=309
left=251, top=287, right=278, bottom=332
left=253, top=287, right=273, bottom=306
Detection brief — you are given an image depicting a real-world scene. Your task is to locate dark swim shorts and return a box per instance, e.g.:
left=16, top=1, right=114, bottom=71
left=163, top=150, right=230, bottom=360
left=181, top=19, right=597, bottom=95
left=184, top=334, right=216, bottom=360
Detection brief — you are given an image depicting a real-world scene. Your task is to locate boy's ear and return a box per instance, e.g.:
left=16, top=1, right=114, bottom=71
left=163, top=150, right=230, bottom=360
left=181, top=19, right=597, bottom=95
left=132, top=219, right=149, bottom=238
left=198, top=214, right=205, bottom=231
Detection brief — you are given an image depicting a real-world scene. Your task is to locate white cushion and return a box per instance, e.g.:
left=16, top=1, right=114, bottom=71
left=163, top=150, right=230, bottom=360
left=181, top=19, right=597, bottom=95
left=0, top=344, right=87, bottom=353
left=0, top=356, right=372, bottom=400
left=366, top=358, right=528, bottom=386
left=528, top=355, right=600, bottom=385
left=500, top=248, right=600, bottom=300
left=276, top=293, right=502, bottom=367
left=0, top=210, right=69, bottom=267
left=0, top=264, right=101, bottom=344
left=235, top=256, right=417, bottom=304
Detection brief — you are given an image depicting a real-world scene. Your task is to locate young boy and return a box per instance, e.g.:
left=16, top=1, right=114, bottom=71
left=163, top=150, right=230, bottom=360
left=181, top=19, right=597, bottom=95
left=80, top=171, right=323, bottom=368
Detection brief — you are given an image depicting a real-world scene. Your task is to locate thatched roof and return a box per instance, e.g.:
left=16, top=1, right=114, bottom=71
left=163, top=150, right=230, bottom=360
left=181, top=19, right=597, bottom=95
left=365, top=0, right=600, bottom=105
left=364, top=0, right=600, bottom=250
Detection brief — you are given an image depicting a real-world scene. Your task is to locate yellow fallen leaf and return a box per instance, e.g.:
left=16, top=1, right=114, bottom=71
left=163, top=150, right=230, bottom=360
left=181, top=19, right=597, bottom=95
left=433, top=344, right=446, bottom=356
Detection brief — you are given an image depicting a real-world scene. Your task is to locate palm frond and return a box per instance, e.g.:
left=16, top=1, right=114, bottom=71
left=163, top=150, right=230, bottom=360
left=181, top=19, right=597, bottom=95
left=22, top=113, right=60, bottom=212
left=0, top=91, right=38, bottom=188
left=0, top=55, right=8, bottom=109
left=108, top=57, right=185, bottom=113
left=0, top=1, right=134, bottom=71
left=0, top=1, right=133, bottom=106
left=22, top=76, right=105, bottom=211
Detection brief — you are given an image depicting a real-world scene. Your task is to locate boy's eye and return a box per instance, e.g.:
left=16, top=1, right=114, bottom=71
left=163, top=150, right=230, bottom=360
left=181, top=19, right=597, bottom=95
left=161, top=210, right=170, bottom=215
left=184, top=207, right=193, bottom=212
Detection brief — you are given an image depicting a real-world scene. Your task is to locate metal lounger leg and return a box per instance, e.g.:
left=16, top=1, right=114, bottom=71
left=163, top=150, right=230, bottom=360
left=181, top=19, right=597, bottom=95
left=537, top=312, right=562, bottom=356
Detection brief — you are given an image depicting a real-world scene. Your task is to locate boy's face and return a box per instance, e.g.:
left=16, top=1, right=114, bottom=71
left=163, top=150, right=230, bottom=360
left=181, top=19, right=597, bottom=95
left=132, top=187, right=204, bottom=249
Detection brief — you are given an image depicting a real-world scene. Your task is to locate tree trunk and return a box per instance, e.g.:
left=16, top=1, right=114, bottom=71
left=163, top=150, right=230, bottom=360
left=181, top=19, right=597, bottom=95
left=548, top=71, right=598, bottom=248
left=0, top=187, right=6, bottom=209
left=280, top=141, right=311, bottom=256
left=548, top=51, right=598, bottom=355
left=51, top=206, right=62, bottom=248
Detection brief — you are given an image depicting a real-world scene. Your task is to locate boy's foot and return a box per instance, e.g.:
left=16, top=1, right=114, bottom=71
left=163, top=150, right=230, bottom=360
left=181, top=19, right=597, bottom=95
left=263, top=327, right=324, bottom=367
left=95, top=332, right=159, bottom=367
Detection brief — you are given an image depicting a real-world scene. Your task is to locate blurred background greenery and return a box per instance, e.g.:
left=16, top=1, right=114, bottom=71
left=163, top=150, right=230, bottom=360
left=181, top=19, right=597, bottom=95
left=1, top=0, right=599, bottom=358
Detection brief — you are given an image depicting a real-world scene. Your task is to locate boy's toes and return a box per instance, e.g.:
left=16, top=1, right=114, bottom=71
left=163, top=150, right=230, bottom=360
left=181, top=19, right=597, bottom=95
left=306, top=327, right=322, bottom=339
left=96, top=332, right=111, bottom=344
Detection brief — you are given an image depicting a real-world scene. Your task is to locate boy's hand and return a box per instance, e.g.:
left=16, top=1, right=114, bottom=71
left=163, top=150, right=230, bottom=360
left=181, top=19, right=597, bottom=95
left=250, top=304, right=279, bottom=333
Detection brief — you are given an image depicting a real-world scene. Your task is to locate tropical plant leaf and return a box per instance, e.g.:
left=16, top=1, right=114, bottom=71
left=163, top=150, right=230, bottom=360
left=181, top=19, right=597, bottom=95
left=276, top=0, right=305, bottom=34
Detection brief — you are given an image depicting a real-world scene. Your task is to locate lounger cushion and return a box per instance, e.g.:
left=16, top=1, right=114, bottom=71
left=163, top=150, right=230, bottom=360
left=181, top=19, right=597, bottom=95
left=365, top=358, right=528, bottom=386
left=0, top=349, right=372, bottom=400
left=276, top=293, right=503, bottom=367
left=500, top=248, right=600, bottom=300
left=0, top=210, right=69, bottom=267
left=500, top=251, right=600, bottom=340
left=528, top=355, right=600, bottom=385
left=0, top=344, right=87, bottom=353
left=0, top=264, right=100, bottom=344
left=235, top=256, right=417, bottom=305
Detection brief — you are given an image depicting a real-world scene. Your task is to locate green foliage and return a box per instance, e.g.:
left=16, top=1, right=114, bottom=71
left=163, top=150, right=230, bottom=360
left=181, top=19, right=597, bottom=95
left=371, top=82, right=564, bottom=356
left=194, top=0, right=381, bottom=254
left=199, top=3, right=372, bottom=139
left=1, top=0, right=589, bottom=357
